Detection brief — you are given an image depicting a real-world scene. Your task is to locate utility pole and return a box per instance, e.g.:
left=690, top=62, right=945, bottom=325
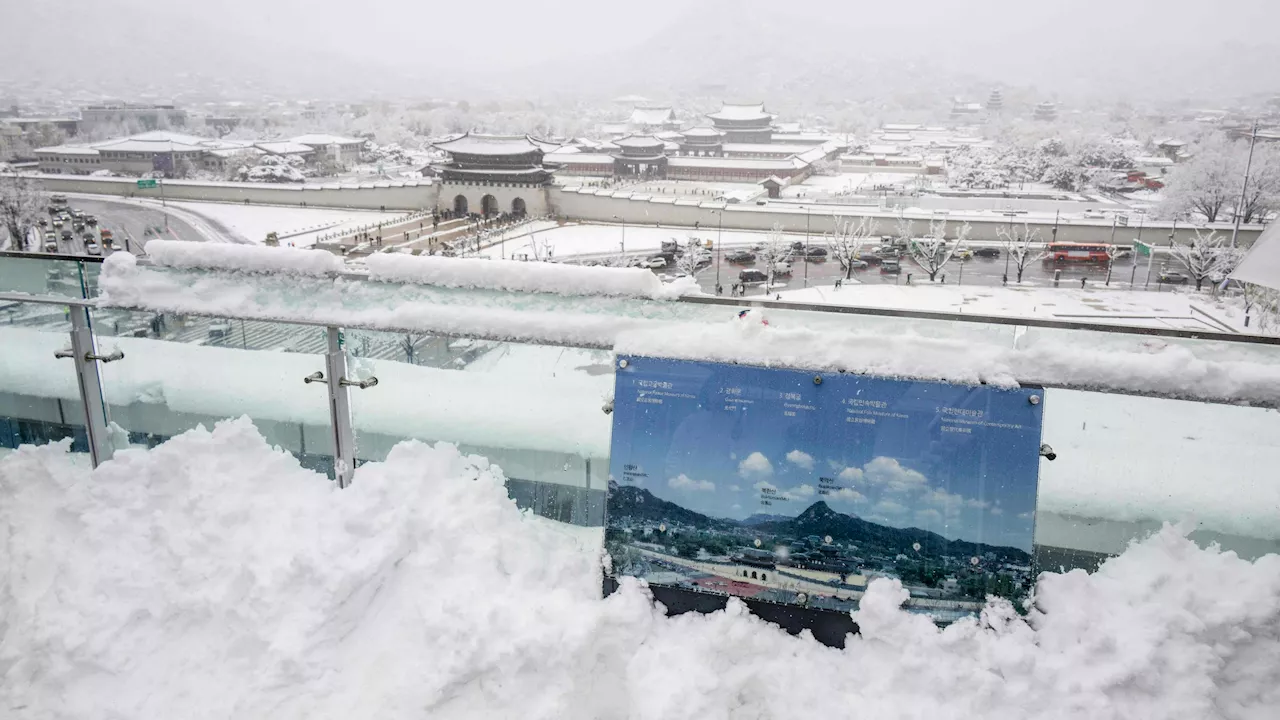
left=1230, top=119, right=1260, bottom=249
left=803, top=206, right=811, bottom=288
left=715, top=209, right=724, bottom=289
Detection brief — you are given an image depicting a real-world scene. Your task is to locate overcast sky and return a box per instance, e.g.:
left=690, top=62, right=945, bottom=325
left=3, top=0, right=1278, bottom=103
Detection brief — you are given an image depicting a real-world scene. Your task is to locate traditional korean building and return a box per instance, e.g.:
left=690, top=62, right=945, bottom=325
left=627, top=106, right=679, bottom=133
left=986, top=89, right=1004, bottom=112
left=610, top=134, right=670, bottom=179
left=430, top=133, right=558, bottom=217
left=676, top=127, right=724, bottom=157
left=1033, top=101, right=1059, bottom=121
left=706, top=103, right=775, bottom=144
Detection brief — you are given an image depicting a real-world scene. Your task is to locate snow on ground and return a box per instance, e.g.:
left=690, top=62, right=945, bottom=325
left=166, top=201, right=405, bottom=247
left=778, top=282, right=1249, bottom=332
left=783, top=172, right=929, bottom=198
left=479, top=222, right=791, bottom=260
left=2, top=419, right=1278, bottom=719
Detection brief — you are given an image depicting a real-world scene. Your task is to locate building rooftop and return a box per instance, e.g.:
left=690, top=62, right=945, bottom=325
left=255, top=141, right=315, bottom=155
left=611, top=134, right=666, bottom=149
left=707, top=103, right=774, bottom=122
left=668, top=156, right=801, bottom=171
left=543, top=152, right=615, bottom=165
left=680, top=127, right=724, bottom=139
left=628, top=106, right=676, bottom=126
left=432, top=133, right=550, bottom=156
left=723, top=142, right=819, bottom=155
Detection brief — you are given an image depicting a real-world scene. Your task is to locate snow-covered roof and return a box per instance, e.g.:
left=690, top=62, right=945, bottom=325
left=882, top=123, right=923, bottom=131
left=432, top=133, right=547, bottom=156
left=543, top=152, right=615, bottom=166
left=255, top=141, right=315, bottom=155
left=668, top=156, right=797, bottom=171
left=95, top=137, right=207, bottom=153
left=880, top=132, right=913, bottom=141
left=611, top=134, right=666, bottom=149
left=290, top=133, right=363, bottom=147
left=680, top=127, right=724, bottom=139
left=35, top=145, right=99, bottom=156
left=707, top=103, right=773, bottom=122
left=116, top=130, right=210, bottom=145
left=864, top=144, right=903, bottom=155
left=723, top=142, right=816, bottom=155
left=628, top=106, right=676, bottom=126
left=207, top=147, right=266, bottom=159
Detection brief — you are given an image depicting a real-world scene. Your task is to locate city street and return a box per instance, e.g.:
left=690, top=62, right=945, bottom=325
left=37, top=196, right=207, bottom=256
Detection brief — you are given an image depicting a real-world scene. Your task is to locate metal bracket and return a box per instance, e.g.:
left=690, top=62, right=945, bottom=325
left=303, top=371, right=326, bottom=384
left=86, top=350, right=124, bottom=363
left=54, top=348, right=75, bottom=359
left=339, top=376, right=378, bottom=389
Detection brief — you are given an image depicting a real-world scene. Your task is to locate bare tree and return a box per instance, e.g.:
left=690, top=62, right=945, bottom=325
left=528, top=232, right=555, bottom=262
left=997, top=222, right=1044, bottom=284
left=1241, top=282, right=1280, bottom=334
left=759, top=224, right=791, bottom=290
left=908, top=219, right=966, bottom=282
left=400, top=334, right=419, bottom=364
left=826, top=216, right=878, bottom=280
left=1169, top=228, right=1239, bottom=291
left=0, top=174, right=46, bottom=251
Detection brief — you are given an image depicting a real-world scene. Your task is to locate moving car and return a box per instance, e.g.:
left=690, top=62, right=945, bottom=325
left=726, top=250, right=757, bottom=263
left=739, top=269, right=768, bottom=284
left=772, top=261, right=793, bottom=276
left=208, top=322, right=232, bottom=340
left=643, top=256, right=668, bottom=269
left=61, top=229, right=73, bottom=241
left=844, top=259, right=869, bottom=271
left=804, top=247, right=828, bottom=259
left=1158, top=271, right=1189, bottom=285
left=44, top=239, right=59, bottom=252
left=84, top=240, right=102, bottom=256
left=880, top=259, right=902, bottom=274
left=973, top=247, right=1001, bottom=258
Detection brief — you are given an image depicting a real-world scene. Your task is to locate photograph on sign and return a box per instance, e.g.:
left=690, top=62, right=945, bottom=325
left=606, top=356, right=1044, bottom=624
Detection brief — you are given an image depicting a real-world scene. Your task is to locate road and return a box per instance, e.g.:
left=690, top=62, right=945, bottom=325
left=681, top=248, right=1175, bottom=295
left=37, top=196, right=209, bottom=256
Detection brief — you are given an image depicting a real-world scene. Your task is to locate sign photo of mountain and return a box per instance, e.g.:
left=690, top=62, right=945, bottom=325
left=606, top=356, right=1045, bottom=624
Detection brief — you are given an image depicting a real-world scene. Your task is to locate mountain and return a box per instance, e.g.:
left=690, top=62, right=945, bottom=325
left=759, top=501, right=1030, bottom=562
left=607, top=484, right=731, bottom=530
left=741, top=513, right=795, bottom=526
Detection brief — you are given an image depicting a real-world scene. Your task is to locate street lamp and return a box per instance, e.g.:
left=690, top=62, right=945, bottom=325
left=714, top=208, right=725, bottom=291
left=1002, top=211, right=1016, bottom=278
left=612, top=214, right=626, bottom=256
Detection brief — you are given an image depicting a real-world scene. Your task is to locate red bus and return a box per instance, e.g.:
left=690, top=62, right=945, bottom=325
left=1044, top=243, right=1110, bottom=263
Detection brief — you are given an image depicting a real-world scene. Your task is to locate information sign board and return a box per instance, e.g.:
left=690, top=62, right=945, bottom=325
left=606, top=356, right=1045, bottom=623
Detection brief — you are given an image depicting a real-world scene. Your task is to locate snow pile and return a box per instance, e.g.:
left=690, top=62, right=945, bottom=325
left=3, top=420, right=1279, bottom=720
left=137, top=239, right=345, bottom=276
left=366, top=253, right=697, bottom=299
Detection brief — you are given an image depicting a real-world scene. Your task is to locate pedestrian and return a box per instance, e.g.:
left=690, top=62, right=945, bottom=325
left=716, top=283, right=723, bottom=296
left=835, top=278, right=843, bottom=290
left=1002, top=274, right=1008, bottom=286
left=1080, top=277, right=1087, bottom=289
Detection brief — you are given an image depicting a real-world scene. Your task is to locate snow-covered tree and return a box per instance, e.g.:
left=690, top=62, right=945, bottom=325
left=1160, top=134, right=1241, bottom=223
left=759, top=224, right=791, bottom=289
left=1169, top=228, right=1239, bottom=291
left=908, top=219, right=966, bottom=282
left=826, top=216, right=878, bottom=279
left=997, top=222, right=1044, bottom=284
left=1238, top=144, right=1280, bottom=224
left=675, top=238, right=705, bottom=276
left=1241, top=282, right=1280, bottom=334
left=0, top=173, right=46, bottom=251
left=528, top=233, right=555, bottom=262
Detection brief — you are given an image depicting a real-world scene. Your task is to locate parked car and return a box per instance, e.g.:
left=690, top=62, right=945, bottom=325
left=1158, top=271, right=1189, bottom=285
left=726, top=250, right=757, bottom=263
left=954, top=249, right=973, bottom=260
left=973, top=247, right=1001, bottom=258
left=880, top=259, right=902, bottom=274
left=660, top=240, right=680, bottom=255
left=772, top=261, right=793, bottom=276
left=856, top=252, right=883, bottom=265
left=739, top=269, right=768, bottom=284
left=644, top=256, right=668, bottom=269
left=804, top=247, right=828, bottom=259
left=845, top=259, right=869, bottom=271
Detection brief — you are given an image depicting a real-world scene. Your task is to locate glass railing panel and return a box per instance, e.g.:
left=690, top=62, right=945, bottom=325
left=0, top=302, right=90, bottom=458
left=88, top=308, right=335, bottom=474
left=344, top=331, right=613, bottom=526
left=0, top=254, right=102, bottom=299
left=1035, top=387, right=1280, bottom=572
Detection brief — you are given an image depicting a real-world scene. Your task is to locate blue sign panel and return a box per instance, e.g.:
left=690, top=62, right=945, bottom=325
left=607, top=356, right=1044, bottom=623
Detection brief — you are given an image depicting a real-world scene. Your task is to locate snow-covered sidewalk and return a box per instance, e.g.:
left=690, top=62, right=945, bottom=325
left=778, top=283, right=1252, bottom=333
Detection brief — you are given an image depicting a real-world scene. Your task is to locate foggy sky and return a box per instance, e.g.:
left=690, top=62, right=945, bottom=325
left=2, top=0, right=1278, bottom=103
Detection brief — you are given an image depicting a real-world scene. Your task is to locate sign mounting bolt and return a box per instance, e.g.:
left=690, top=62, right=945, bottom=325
left=1029, top=395, right=1041, bottom=405
left=813, top=375, right=823, bottom=385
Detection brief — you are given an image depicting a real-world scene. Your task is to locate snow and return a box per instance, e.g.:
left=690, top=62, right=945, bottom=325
left=165, top=200, right=406, bottom=247
left=137, top=239, right=345, bottom=276
left=777, top=283, right=1251, bottom=332
left=1232, top=219, right=1280, bottom=292
left=2, top=419, right=1279, bottom=719
left=478, top=222, right=796, bottom=260
left=365, top=253, right=697, bottom=299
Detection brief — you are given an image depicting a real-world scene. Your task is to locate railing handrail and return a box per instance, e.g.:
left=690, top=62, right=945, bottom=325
left=0, top=249, right=106, bottom=263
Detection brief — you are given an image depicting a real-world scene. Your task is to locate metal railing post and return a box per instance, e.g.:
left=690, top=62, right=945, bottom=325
left=67, top=307, right=115, bottom=466
left=323, top=326, right=357, bottom=488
